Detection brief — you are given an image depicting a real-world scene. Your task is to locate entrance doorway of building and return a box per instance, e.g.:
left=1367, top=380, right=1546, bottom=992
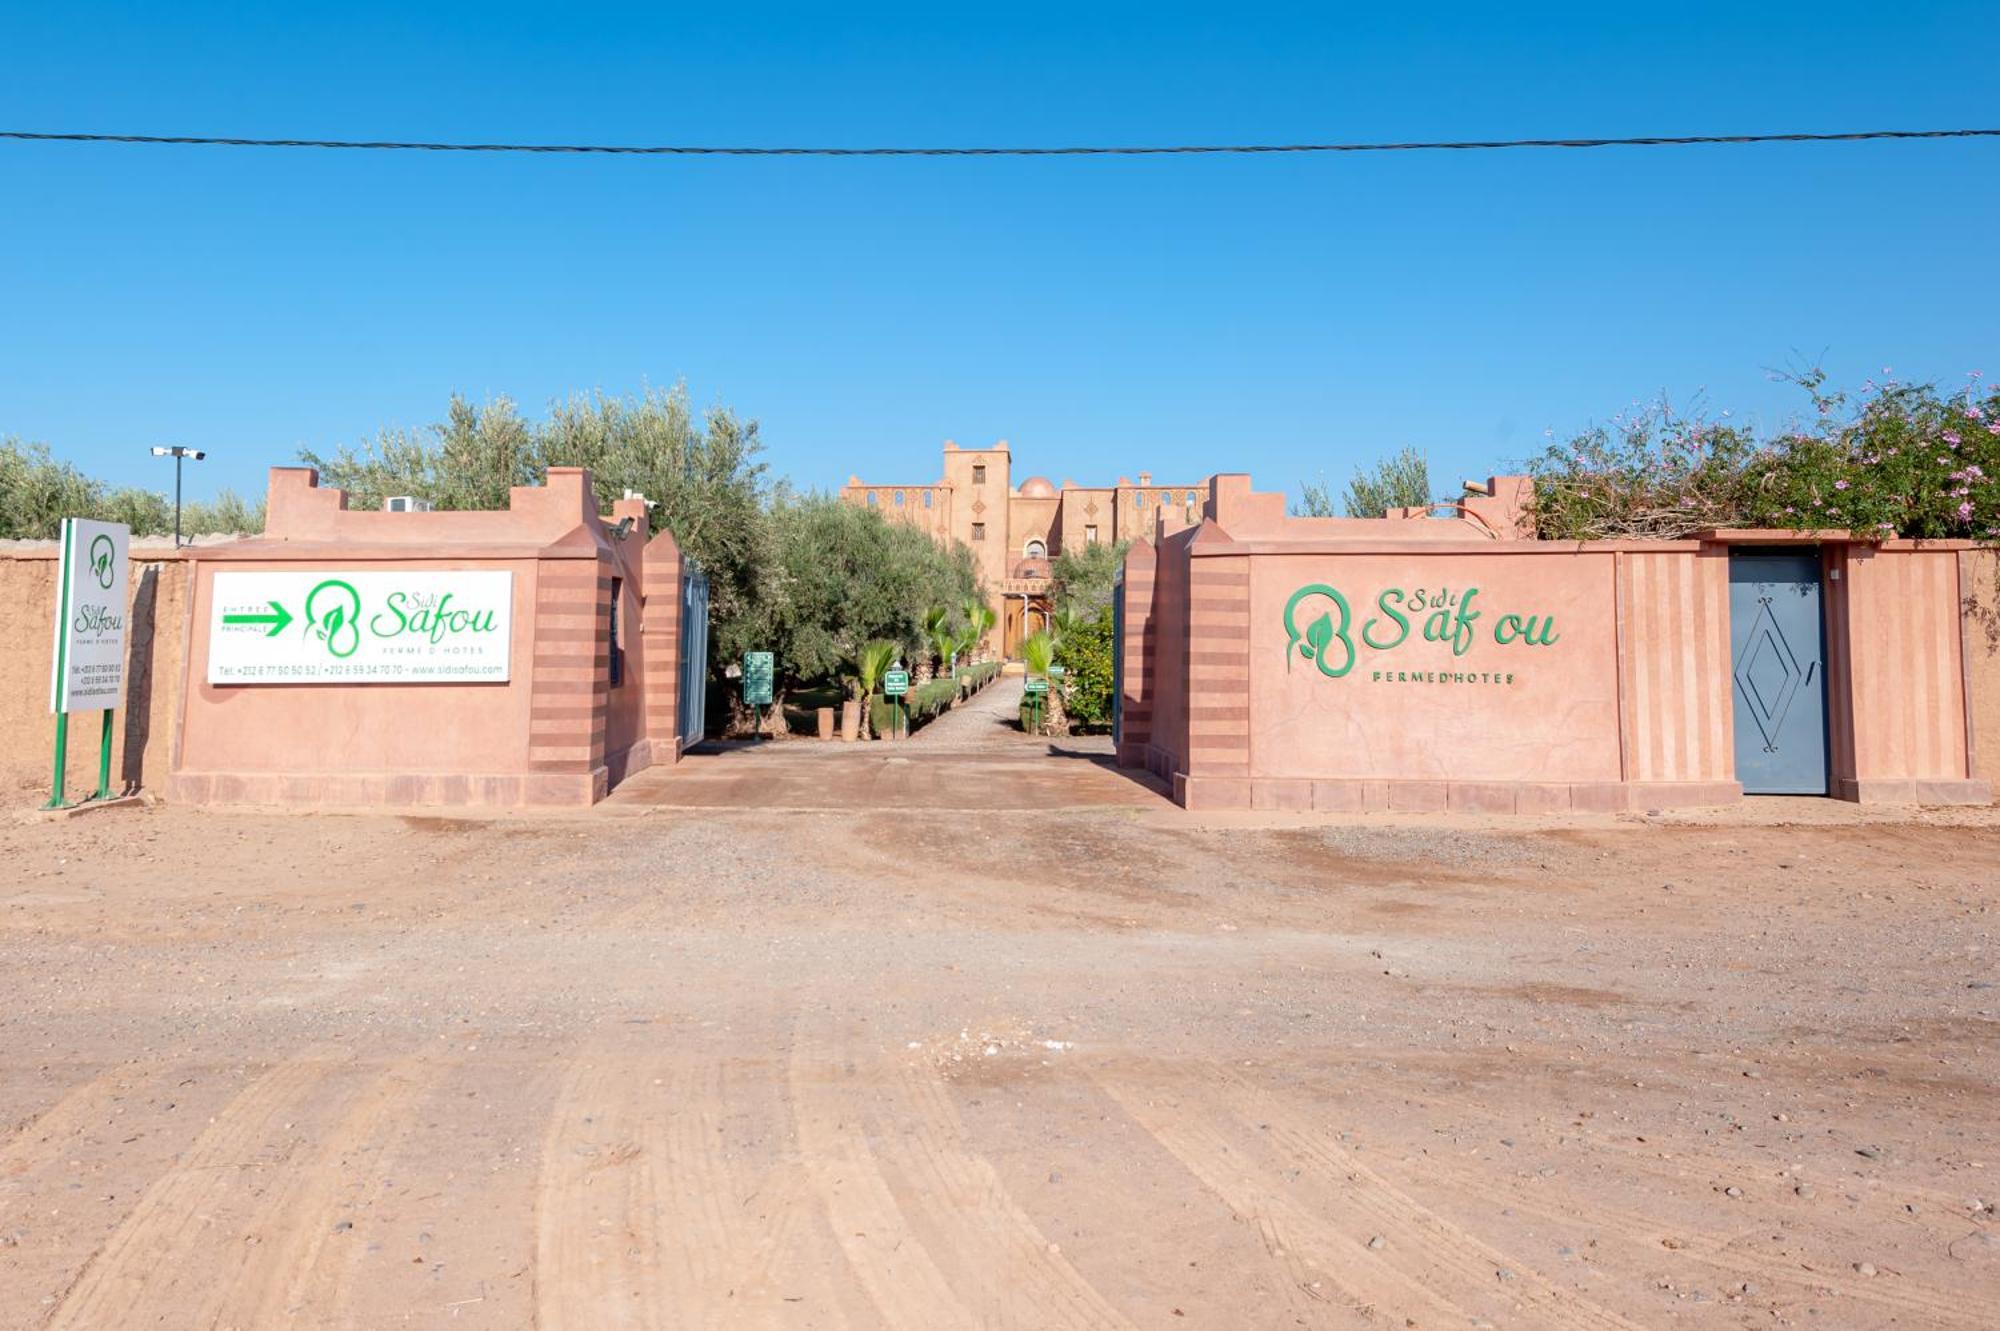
left=1003, top=595, right=1051, bottom=658
left=1727, top=550, right=1829, bottom=794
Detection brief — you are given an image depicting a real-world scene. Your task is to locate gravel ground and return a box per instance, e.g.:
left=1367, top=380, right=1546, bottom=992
left=0, top=774, right=1995, bottom=1329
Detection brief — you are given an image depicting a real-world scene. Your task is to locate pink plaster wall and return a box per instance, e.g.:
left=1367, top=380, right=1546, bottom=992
left=165, top=466, right=680, bottom=808
left=1123, top=480, right=1987, bottom=811
left=1244, top=549, right=1624, bottom=785
left=1827, top=544, right=1983, bottom=801
left=1617, top=548, right=1735, bottom=783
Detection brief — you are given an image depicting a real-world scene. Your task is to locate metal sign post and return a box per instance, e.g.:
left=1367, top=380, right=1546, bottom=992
left=1024, top=675, right=1048, bottom=734
left=743, top=651, right=775, bottom=739
left=47, top=518, right=130, bottom=809
left=883, top=667, right=910, bottom=740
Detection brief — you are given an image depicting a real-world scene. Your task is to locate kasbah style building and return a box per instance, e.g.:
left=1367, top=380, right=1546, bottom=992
left=841, top=440, right=1205, bottom=657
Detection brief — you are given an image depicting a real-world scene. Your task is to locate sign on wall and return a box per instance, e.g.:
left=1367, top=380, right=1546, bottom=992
left=207, top=570, right=513, bottom=684
left=1250, top=555, right=1620, bottom=785
left=49, top=518, right=130, bottom=714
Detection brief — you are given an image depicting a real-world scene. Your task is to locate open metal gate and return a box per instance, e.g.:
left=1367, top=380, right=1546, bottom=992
left=678, top=563, right=710, bottom=747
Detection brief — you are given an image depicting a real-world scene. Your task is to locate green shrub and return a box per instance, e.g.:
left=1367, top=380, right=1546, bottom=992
left=1059, top=607, right=1116, bottom=731
left=867, top=675, right=960, bottom=737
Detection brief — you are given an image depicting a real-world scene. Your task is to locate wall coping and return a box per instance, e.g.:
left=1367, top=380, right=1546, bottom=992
left=184, top=540, right=606, bottom=562
left=1190, top=536, right=1708, bottom=557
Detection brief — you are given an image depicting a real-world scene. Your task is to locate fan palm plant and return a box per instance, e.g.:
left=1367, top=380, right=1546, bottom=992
left=960, top=595, right=996, bottom=662
left=848, top=638, right=899, bottom=741
left=916, top=606, right=949, bottom=683
left=1019, top=629, right=1066, bottom=735
left=928, top=617, right=961, bottom=685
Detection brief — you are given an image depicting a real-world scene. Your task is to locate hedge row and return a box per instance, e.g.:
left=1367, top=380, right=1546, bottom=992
left=866, top=661, right=1003, bottom=737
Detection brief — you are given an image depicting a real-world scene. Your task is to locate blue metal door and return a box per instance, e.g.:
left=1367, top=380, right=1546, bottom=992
left=1728, top=551, right=1828, bottom=794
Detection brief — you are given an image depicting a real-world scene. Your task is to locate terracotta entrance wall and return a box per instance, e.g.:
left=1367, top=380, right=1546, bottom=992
left=1118, top=475, right=1989, bottom=813
left=1246, top=551, right=1625, bottom=786
left=165, top=465, right=682, bottom=809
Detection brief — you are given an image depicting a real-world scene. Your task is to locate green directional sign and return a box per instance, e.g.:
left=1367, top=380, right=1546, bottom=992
left=742, top=651, right=774, bottom=706
left=221, top=600, right=295, bottom=637
left=883, top=668, right=909, bottom=697
left=1023, top=677, right=1049, bottom=695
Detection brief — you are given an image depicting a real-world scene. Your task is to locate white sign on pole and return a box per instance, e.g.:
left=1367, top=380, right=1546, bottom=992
left=49, top=519, right=130, bottom=714
left=207, top=570, right=514, bottom=684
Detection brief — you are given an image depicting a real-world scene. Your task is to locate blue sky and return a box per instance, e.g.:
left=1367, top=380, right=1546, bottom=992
left=2, top=2, right=1995, bottom=505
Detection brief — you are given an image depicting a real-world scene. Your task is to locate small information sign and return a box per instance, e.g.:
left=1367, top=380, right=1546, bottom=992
left=1024, top=677, right=1049, bottom=695
left=50, top=518, right=130, bottom=714
left=742, top=651, right=774, bottom=705
left=883, top=668, right=910, bottom=697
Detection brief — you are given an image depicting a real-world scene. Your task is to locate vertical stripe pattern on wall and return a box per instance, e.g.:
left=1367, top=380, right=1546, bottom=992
left=1618, top=550, right=1731, bottom=783
left=1850, top=550, right=1967, bottom=780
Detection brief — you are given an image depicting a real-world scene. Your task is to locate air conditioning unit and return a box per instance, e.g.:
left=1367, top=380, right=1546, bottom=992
left=383, top=496, right=434, bottom=513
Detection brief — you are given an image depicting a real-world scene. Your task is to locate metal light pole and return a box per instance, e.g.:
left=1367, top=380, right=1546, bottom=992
left=149, top=446, right=206, bottom=544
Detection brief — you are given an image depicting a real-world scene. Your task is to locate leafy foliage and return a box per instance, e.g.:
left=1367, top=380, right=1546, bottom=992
left=1524, top=372, right=2000, bottom=542
left=0, top=438, right=264, bottom=539
left=1523, top=401, right=1767, bottom=540
left=766, top=494, right=979, bottom=686
left=1754, top=372, right=2000, bottom=540
left=1048, top=538, right=1128, bottom=619
left=958, top=594, right=996, bottom=661
left=301, top=385, right=775, bottom=664
left=1296, top=446, right=1433, bottom=518
left=1057, top=606, right=1117, bottom=731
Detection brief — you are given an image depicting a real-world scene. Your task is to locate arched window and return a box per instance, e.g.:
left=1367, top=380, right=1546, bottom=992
left=1133, top=492, right=1144, bottom=509
left=1185, top=490, right=1198, bottom=506
left=1157, top=491, right=1169, bottom=506
left=923, top=490, right=933, bottom=508
left=894, top=490, right=905, bottom=507
left=1024, top=538, right=1047, bottom=560
left=866, top=491, right=877, bottom=506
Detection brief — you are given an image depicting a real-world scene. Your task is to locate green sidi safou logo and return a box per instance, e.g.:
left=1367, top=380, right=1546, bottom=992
left=88, top=534, right=116, bottom=589
left=306, top=578, right=364, bottom=659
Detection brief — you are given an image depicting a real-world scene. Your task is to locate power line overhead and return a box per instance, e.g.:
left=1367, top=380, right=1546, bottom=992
left=2, top=126, right=1997, bottom=159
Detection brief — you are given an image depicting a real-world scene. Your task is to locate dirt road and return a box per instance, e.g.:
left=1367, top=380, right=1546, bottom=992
left=2, top=756, right=1997, bottom=1328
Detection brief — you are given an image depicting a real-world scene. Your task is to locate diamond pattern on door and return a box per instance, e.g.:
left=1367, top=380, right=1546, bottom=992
left=1734, top=601, right=1802, bottom=751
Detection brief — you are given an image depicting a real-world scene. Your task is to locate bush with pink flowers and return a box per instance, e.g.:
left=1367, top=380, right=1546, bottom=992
left=1525, top=370, right=2000, bottom=544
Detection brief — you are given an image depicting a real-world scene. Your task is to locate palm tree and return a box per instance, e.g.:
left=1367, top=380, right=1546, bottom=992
left=928, top=618, right=961, bottom=685
left=1020, top=629, right=1066, bottom=735
left=960, top=594, right=996, bottom=662
left=849, top=638, right=898, bottom=741
left=916, top=606, right=949, bottom=683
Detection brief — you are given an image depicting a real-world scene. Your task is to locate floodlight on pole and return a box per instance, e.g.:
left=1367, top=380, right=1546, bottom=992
left=149, top=446, right=206, bottom=546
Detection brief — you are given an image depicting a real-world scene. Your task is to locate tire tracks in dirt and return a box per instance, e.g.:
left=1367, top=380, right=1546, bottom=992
left=787, top=1015, right=1135, bottom=1331
left=1096, top=1064, right=1646, bottom=1331
left=202, top=1059, right=437, bottom=1328
left=44, top=1052, right=348, bottom=1329
left=534, top=1051, right=851, bottom=1330
left=1391, top=1145, right=1991, bottom=1328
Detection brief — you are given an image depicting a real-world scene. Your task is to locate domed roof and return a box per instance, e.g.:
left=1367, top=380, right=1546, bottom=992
left=1018, top=475, right=1057, bottom=498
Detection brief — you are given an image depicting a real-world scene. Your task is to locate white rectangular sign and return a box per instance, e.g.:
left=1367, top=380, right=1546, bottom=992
left=49, top=518, right=131, bottom=713
left=208, top=570, right=514, bottom=684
